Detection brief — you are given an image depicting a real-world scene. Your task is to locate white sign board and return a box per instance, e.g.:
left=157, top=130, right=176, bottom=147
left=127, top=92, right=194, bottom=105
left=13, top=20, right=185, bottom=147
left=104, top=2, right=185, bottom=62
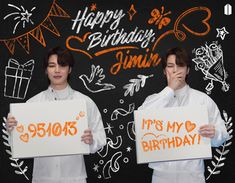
left=10, top=99, right=90, bottom=158
left=134, top=105, right=212, bottom=164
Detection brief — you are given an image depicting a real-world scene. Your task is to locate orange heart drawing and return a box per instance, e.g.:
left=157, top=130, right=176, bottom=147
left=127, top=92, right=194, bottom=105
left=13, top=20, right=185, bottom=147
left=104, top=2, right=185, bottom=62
left=20, top=133, right=29, bottom=143
left=16, top=124, right=24, bottom=133
left=185, top=121, right=196, bottom=133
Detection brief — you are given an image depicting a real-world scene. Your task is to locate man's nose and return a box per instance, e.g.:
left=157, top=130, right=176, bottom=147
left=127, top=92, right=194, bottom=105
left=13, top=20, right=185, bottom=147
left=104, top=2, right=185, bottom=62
left=173, top=65, right=178, bottom=73
left=55, top=65, right=60, bottom=72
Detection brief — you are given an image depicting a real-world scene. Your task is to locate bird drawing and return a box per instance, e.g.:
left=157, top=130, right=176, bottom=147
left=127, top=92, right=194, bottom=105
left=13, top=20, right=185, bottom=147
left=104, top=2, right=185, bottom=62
left=79, top=65, right=116, bottom=93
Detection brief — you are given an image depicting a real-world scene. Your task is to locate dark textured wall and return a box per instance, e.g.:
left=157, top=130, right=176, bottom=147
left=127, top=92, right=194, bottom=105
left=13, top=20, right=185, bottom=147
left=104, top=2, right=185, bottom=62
left=0, top=0, right=234, bottom=182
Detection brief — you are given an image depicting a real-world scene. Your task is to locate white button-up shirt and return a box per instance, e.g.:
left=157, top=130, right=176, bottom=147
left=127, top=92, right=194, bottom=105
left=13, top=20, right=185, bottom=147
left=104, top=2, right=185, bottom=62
left=138, top=85, right=229, bottom=183
left=25, top=85, right=106, bottom=183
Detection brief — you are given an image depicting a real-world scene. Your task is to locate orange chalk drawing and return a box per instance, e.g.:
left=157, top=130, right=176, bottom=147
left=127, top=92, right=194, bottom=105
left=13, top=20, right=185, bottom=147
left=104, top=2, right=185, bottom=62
left=20, top=133, right=29, bottom=143
left=141, top=134, right=201, bottom=152
left=140, top=119, right=201, bottom=152
left=148, top=6, right=171, bottom=30
left=185, top=120, right=196, bottom=133
left=166, top=121, right=183, bottom=133
left=16, top=110, right=86, bottom=143
left=152, top=6, right=211, bottom=51
left=76, top=111, right=86, bottom=120
left=110, top=49, right=161, bottom=75
left=90, top=3, right=97, bottom=11
left=127, top=4, right=137, bottom=21
left=0, top=0, right=70, bottom=55
left=66, top=33, right=93, bottom=59
left=16, top=124, right=24, bottom=133
left=141, top=118, right=163, bottom=131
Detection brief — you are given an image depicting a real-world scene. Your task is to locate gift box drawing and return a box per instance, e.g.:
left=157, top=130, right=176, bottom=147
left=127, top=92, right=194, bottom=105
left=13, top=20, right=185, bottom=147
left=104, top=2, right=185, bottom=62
left=4, top=58, right=34, bottom=99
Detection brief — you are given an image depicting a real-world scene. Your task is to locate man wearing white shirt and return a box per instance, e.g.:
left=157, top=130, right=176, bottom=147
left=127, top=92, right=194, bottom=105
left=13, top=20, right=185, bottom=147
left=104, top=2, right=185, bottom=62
left=138, top=47, right=229, bottom=183
left=7, top=46, right=106, bottom=183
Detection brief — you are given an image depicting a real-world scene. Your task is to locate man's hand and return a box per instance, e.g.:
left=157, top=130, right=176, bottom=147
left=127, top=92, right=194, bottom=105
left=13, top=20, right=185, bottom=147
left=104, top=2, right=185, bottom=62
left=166, top=70, right=185, bottom=90
left=81, top=129, right=93, bottom=145
left=199, top=124, right=215, bottom=138
left=6, top=113, right=17, bottom=132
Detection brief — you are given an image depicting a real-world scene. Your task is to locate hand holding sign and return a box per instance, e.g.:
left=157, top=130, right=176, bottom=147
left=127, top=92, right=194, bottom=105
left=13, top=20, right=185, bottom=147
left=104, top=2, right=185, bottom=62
left=134, top=105, right=212, bottom=164
left=10, top=99, right=90, bottom=158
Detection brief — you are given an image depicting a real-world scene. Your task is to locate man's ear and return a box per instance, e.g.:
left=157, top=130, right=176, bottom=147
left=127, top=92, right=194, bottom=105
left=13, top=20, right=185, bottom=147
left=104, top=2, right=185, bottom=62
left=69, top=67, right=72, bottom=74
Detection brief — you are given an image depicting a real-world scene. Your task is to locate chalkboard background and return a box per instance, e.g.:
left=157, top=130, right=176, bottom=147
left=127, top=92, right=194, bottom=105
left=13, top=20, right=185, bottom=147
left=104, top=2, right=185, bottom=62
left=0, top=0, right=234, bottom=183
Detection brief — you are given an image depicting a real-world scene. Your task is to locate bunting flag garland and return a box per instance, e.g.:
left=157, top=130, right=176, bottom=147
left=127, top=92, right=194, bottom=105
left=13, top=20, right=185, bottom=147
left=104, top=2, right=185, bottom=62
left=0, top=0, right=70, bottom=55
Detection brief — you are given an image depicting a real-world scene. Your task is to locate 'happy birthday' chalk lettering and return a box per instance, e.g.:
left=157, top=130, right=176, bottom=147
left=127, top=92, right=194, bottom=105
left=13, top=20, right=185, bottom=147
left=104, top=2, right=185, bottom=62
left=72, top=7, right=125, bottom=34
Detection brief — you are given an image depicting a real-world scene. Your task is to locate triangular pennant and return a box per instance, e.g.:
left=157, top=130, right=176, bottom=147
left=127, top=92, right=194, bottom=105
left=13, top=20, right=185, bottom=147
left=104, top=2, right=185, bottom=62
left=17, top=34, right=30, bottom=54
left=49, top=2, right=70, bottom=18
left=3, top=39, right=16, bottom=55
left=41, top=17, right=60, bottom=36
left=29, top=26, right=46, bottom=47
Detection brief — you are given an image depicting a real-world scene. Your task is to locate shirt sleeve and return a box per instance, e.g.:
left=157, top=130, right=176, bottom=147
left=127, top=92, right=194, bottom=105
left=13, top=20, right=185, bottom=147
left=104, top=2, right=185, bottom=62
left=138, top=86, right=175, bottom=110
left=87, top=99, right=107, bottom=153
left=207, top=97, right=229, bottom=147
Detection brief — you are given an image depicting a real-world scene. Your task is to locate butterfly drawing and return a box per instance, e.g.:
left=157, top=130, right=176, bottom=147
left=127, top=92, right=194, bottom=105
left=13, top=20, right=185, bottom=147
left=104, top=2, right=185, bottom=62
left=148, top=6, right=171, bottom=30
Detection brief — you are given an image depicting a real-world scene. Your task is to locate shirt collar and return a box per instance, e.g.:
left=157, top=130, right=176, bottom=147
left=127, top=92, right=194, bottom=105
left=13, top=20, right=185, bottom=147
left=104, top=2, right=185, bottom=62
left=174, top=84, right=189, bottom=97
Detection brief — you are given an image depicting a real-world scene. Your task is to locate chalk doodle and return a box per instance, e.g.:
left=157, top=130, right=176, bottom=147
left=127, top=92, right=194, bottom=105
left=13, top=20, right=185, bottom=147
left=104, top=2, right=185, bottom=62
left=2, top=117, right=29, bottom=180
left=4, top=4, right=36, bottom=34
left=148, top=6, right=171, bottom=30
left=0, top=0, right=70, bottom=54
left=127, top=4, right=137, bottom=21
left=104, top=123, right=114, bottom=135
left=102, top=151, right=122, bottom=179
left=127, top=121, right=136, bottom=141
left=79, top=65, right=116, bottom=93
left=123, top=74, right=154, bottom=97
left=216, top=27, right=229, bottom=40
left=4, top=58, right=34, bottom=99
left=98, top=136, right=122, bottom=158
left=206, top=110, right=233, bottom=180
left=192, top=42, right=229, bottom=94
left=111, top=103, right=135, bottom=121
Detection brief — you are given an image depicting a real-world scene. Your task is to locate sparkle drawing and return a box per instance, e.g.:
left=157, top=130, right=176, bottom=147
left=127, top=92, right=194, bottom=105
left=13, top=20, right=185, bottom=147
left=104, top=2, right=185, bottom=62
left=4, top=4, right=36, bottom=34
left=0, top=1, right=70, bottom=54
left=216, top=27, right=229, bottom=40
left=192, top=42, right=229, bottom=94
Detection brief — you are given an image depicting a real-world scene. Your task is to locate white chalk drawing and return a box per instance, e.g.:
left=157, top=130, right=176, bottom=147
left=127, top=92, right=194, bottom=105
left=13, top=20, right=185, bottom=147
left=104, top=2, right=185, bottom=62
left=224, top=4, right=232, bottom=15
left=79, top=65, right=115, bottom=93
left=111, top=103, right=135, bottom=121
left=192, top=42, right=229, bottom=94
left=93, top=164, right=99, bottom=172
left=216, top=27, right=229, bottom=40
left=206, top=110, right=233, bottom=180
left=2, top=117, right=29, bottom=180
left=104, top=123, right=114, bottom=135
left=102, top=151, right=123, bottom=179
left=98, top=136, right=122, bottom=158
left=123, top=74, right=154, bottom=96
left=4, top=4, right=36, bottom=34
left=126, top=147, right=132, bottom=152
left=127, top=121, right=136, bottom=141
left=4, top=58, right=34, bottom=99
